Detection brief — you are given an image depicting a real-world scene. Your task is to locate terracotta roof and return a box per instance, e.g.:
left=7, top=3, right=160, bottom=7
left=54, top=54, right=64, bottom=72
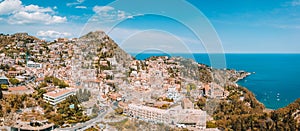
left=36, top=77, right=44, bottom=82
left=8, top=71, right=21, bottom=74
left=44, top=88, right=74, bottom=98
left=204, top=84, right=210, bottom=91
left=109, top=93, right=121, bottom=100
left=8, top=86, right=28, bottom=91
left=154, top=101, right=169, bottom=107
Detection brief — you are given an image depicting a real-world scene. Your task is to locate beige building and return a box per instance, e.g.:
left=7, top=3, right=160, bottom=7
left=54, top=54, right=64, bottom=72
left=126, top=104, right=206, bottom=129
left=181, top=98, right=194, bottom=109
left=172, top=109, right=207, bottom=129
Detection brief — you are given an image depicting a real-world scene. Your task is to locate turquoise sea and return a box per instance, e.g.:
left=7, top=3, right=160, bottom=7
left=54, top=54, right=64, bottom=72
left=132, top=53, right=300, bottom=109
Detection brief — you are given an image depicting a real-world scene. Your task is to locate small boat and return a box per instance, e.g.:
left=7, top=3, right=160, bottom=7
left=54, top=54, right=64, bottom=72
left=277, top=98, right=280, bottom=101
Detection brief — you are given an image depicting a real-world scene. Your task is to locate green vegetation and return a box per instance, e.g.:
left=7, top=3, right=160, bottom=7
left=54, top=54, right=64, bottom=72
left=213, top=86, right=299, bottom=130
left=206, top=121, right=217, bottom=128
left=114, top=107, right=123, bottom=114
left=195, top=97, right=206, bottom=110
left=1, top=84, right=8, bottom=90
left=33, top=88, right=46, bottom=99
left=198, top=67, right=212, bottom=83
left=0, top=64, right=10, bottom=71
left=44, top=76, right=69, bottom=88
left=9, top=78, right=20, bottom=85
left=163, top=97, right=174, bottom=102
left=270, top=98, right=300, bottom=130
left=38, top=82, right=48, bottom=88
left=85, top=127, right=99, bottom=131
left=48, top=95, right=90, bottom=125
left=76, top=88, right=91, bottom=102
left=0, top=87, right=2, bottom=99
left=186, top=83, right=196, bottom=93
left=0, top=94, right=38, bottom=116
left=108, top=118, right=171, bottom=131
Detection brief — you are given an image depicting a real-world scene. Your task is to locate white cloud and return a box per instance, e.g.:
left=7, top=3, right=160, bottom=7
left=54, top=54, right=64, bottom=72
left=91, top=6, right=133, bottom=23
left=0, top=0, right=67, bottom=24
left=8, top=11, right=66, bottom=24
left=67, top=0, right=85, bottom=7
left=75, top=6, right=87, bottom=9
left=0, top=0, right=22, bottom=15
left=37, top=30, right=72, bottom=39
left=288, top=0, right=300, bottom=6
left=23, top=4, right=53, bottom=13
left=93, top=6, right=114, bottom=13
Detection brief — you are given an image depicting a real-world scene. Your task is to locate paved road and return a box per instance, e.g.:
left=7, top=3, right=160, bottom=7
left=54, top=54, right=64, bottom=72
left=54, top=101, right=122, bottom=131
left=54, top=109, right=108, bottom=131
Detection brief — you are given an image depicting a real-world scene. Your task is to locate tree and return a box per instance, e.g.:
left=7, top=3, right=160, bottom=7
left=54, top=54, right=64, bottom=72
left=0, top=87, right=2, bottom=99
left=206, top=121, right=217, bottom=128
left=92, top=104, right=99, bottom=114
left=9, top=78, right=20, bottom=85
left=76, top=88, right=91, bottom=102
left=115, top=107, right=123, bottom=114
left=35, top=88, right=46, bottom=99
left=38, top=82, right=48, bottom=88
left=196, top=97, right=206, bottom=109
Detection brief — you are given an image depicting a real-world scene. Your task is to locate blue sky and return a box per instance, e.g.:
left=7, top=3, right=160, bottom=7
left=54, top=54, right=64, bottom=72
left=0, top=0, right=300, bottom=53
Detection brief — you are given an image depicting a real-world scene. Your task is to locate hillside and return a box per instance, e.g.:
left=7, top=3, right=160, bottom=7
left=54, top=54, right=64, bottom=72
left=0, top=31, right=299, bottom=130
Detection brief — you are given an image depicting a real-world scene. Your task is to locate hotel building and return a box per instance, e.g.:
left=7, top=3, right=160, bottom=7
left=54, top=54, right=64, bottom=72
left=43, top=88, right=75, bottom=105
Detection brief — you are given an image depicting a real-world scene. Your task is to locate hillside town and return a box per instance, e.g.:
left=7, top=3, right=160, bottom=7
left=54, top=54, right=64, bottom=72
left=0, top=32, right=299, bottom=131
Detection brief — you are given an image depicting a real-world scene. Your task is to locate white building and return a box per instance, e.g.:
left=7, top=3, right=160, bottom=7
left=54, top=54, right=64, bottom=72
left=27, top=61, right=43, bottom=68
left=127, top=104, right=170, bottom=124
left=126, top=104, right=206, bottom=129
left=167, top=86, right=180, bottom=101
left=43, top=88, right=75, bottom=105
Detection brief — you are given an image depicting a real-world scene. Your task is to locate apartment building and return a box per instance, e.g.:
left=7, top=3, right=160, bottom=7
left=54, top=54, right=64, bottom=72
left=127, top=104, right=170, bottom=124
left=127, top=104, right=207, bottom=129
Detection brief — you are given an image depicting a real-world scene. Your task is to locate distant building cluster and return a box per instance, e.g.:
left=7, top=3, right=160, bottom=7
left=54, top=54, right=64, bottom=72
left=0, top=32, right=246, bottom=130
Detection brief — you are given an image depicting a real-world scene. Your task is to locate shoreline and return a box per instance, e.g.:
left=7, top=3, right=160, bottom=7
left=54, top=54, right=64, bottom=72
left=263, top=108, right=274, bottom=113
left=234, top=72, right=251, bottom=83
left=235, top=71, right=272, bottom=111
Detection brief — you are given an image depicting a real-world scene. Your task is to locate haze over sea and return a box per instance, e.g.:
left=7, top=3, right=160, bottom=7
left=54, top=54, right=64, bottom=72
left=132, top=53, right=300, bottom=109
